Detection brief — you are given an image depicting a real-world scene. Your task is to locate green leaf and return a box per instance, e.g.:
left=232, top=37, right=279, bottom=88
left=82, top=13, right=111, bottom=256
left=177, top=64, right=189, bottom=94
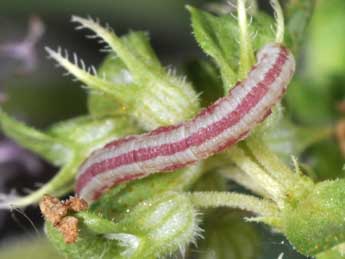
left=262, top=118, right=331, bottom=161
left=187, top=5, right=238, bottom=88
left=0, top=108, right=73, bottom=166
left=285, top=0, right=315, bottom=55
left=184, top=59, right=224, bottom=107
left=251, top=13, right=276, bottom=50
left=187, top=6, right=275, bottom=92
left=285, top=76, right=345, bottom=125
left=306, top=139, right=344, bottom=181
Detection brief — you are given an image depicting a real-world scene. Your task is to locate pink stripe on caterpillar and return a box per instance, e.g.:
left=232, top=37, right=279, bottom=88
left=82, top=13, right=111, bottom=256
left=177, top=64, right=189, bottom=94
left=104, top=136, right=137, bottom=149
left=76, top=43, right=295, bottom=202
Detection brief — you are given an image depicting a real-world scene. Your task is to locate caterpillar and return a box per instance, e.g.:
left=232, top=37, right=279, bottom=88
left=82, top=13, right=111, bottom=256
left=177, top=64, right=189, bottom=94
left=76, top=43, right=296, bottom=203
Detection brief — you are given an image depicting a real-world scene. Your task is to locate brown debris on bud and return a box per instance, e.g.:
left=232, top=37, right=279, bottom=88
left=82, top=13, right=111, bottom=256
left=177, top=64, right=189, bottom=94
left=39, top=194, right=68, bottom=226
left=336, top=120, right=345, bottom=157
left=337, top=101, right=345, bottom=115
left=57, top=216, right=80, bottom=244
left=65, top=196, right=88, bottom=212
left=39, top=194, right=88, bottom=244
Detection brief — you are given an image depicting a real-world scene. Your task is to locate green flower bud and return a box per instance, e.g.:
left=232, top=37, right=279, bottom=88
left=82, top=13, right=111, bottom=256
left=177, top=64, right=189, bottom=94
left=317, top=243, right=345, bottom=259
left=46, top=192, right=200, bottom=259
left=47, top=17, right=200, bottom=131
left=284, top=179, right=345, bottom=255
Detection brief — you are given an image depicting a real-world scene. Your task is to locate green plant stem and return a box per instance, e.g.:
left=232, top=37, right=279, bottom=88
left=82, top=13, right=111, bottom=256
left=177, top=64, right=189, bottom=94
left=227, top=146, right=285, bottom=207
left=237, top=0, right=255, bottom=79
left=0, top=160, right=79, bottom=209
left=219, top=167, right=271, bottom=198
left=189, top=191, right=279, bottom=217
left=245, top=137, right=298, bottom=188
left=271, top=0, right=285, bottom=43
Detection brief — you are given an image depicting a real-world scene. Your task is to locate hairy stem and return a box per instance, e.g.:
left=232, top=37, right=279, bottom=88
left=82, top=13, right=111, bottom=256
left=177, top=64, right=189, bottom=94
left=237, top=0, right=255, bottom=78
left=0, top=161, right=79, bottom=209
left=271, top=0, right=285, bottom=43
left=45, top=47, right=136, bottom=104
left=189, top=191, right=279, bottom=217
left=245, top=137, right=297, bottom=188
left=227, top=146, right=285, bottom=207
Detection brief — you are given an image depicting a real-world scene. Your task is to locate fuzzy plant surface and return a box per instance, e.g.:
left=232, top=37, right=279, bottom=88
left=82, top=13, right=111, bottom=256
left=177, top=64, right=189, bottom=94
left=1, top=0, right=345, bottom=258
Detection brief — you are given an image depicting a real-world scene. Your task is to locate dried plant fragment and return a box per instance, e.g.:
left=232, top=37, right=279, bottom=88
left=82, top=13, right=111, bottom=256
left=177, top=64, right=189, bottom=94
left=39, top=194, right=68, bottom=226
left=336, top=119, right=345, bottom=157
left=40, top=194, right=88, bottom=243
left=65, top=196, right=88, bottom=212
left=57, top=216, right=79, bottom=244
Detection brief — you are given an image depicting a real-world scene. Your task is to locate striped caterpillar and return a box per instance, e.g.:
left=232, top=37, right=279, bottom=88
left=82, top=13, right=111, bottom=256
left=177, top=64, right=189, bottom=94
left=76, top=43, right=296, bottom=203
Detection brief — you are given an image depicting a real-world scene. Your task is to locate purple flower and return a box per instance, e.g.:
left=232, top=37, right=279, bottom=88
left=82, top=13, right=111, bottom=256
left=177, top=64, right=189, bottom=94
left=0, top=139, right=43, bottom=191
left=0, top=16, right=45, bottom=74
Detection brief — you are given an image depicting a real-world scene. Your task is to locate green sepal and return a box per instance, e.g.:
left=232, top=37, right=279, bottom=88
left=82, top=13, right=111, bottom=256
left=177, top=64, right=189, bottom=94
left=121, top=31, right=162, bottom=69
left=88, top=31, right=161, bottom=117
left=2, top=159, right=78, bottom=208
left=0, top=108, right=73, bottom=166
left=306, top=139, right=344, bottom=181
left=0, top=114, right=138, bottom=208
left=47, top=115, right=138, bottom=152
left=46, top=220, right=123, bottom=259
left=68, top=16, right=200, bottom=130
left=87, top=55, right=128, bottom=117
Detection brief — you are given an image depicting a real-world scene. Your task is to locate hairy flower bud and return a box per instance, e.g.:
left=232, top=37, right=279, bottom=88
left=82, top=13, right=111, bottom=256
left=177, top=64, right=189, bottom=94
left=284, top=179, right=345, bottom=255
left=46, top=192, right=200, bottom=259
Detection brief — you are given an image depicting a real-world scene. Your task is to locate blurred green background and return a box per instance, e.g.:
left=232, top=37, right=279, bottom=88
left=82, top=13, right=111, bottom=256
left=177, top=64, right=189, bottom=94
left=0, top=0, right=344, bottom=258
